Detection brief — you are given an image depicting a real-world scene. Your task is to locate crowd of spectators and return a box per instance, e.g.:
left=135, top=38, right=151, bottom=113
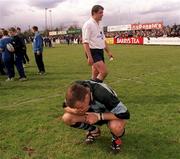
left=25, top=35, right=82, bottom=45
left=105, top=24, right=180, bottom=38
left=47, top=35, right=82, bottom=45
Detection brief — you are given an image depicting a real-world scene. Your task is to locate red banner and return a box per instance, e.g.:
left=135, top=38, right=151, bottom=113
left=114, top=37, right=144, bottom=45
left=131, top=22, right=163, bottom=30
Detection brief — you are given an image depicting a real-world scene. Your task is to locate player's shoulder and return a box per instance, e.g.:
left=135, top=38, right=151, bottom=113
left=14, top=35, right=21, bottom=41
left=3, top=37, right=12, bottom=44
left=75, top=80, right=94, bottom=85
left=94, top=82, right=118, bottom=97
left=82, top=18, right=94, bottom=28
left=35, top=33, right=42, bottom=39
left=75, top=80, right=97, bottom=90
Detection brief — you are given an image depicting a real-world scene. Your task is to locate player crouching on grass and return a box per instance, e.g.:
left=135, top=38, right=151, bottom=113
left=62, top=80, right=130, bottom=153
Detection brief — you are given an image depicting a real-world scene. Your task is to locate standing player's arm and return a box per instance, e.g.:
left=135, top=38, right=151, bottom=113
left=83, top=43, right=94, bottom=65
left=104, top=40, right=113, bottom=59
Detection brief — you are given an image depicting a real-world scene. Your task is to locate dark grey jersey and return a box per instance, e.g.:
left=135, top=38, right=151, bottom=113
left=76, top=80, right=130, bottom=119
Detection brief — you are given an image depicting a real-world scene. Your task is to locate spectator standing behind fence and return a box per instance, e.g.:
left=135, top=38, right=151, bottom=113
left=32, top=26, right=45, bottom=75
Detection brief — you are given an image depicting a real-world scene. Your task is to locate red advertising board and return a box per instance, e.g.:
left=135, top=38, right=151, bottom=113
left=131, top=22, right=163, bottom=30
left=114, top=37, right=144, bottom=45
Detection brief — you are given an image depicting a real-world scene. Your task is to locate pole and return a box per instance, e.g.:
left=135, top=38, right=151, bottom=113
left=49, top=9, right=52, bottom=31
left=45, top=8, right=48, bottom=35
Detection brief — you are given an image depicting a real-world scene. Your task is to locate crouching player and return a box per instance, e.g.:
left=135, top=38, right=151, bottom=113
left=62, top=80, right=130, bottom=153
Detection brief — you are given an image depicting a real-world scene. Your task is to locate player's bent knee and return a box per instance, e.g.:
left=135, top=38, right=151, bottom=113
left=62, top=113, right=74, bottom=125
left=108, top=120, right=126, bottom=131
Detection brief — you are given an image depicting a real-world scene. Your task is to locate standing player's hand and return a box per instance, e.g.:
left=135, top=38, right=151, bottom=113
left=108, top=52, right=114, bottom=59
left=87, top=57, right=94, bottom=65
left=85, top=112, right=99, bottom=124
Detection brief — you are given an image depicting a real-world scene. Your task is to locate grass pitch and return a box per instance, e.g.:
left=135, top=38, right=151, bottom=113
left=0, top=44, right=180, bottom=159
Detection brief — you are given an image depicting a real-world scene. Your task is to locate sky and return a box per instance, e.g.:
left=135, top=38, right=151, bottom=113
left=0, top=0, right=180, bottom=30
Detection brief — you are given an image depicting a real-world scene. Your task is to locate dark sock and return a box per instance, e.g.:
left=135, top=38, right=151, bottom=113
left=111, top=129, right=125, bottom=139
left=111, top=132, right=119, bottom=140
left=71, top=122, right=96, bottom=131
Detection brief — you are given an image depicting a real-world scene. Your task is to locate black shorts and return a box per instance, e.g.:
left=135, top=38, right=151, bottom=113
left=95, top=120, right=108, bottom=126
left=90, top=49, right=104, bottom=63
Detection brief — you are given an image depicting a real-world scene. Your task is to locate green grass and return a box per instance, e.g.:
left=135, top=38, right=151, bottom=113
left=0, top=44, right=180, bottom=159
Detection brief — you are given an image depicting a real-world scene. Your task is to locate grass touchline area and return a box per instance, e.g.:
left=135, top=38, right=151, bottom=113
left=0, top=44, right=180, bottom=159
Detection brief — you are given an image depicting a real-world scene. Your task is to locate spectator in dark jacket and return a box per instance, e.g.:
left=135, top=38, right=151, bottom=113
left=9, top=27, right=27, bottom=81
left=17, top=27, right=30, bottom=66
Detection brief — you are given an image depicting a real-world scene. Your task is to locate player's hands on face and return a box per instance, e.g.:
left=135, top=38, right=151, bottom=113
left=87, top=57, right=94, bottom=65
left=64, top=107, right=83, bottom=115
left=64, top=106, right=88, bottom=115
left=85, top=112, right=99, bottom=124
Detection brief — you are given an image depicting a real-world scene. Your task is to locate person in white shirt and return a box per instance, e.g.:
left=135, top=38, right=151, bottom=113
left=82, top=5, right=113, bottom=83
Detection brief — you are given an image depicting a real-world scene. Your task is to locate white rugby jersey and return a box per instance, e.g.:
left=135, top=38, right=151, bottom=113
left=82, top=17, right=105, bottom=49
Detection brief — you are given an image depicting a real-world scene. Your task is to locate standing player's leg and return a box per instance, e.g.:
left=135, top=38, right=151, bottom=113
left=91, top=65, right=99, bottom=80
left=93, top=61, right=108, bottom=82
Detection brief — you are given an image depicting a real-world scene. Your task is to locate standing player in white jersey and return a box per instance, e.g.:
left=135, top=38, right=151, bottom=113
left=82, top=5, right=114, bottom=83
